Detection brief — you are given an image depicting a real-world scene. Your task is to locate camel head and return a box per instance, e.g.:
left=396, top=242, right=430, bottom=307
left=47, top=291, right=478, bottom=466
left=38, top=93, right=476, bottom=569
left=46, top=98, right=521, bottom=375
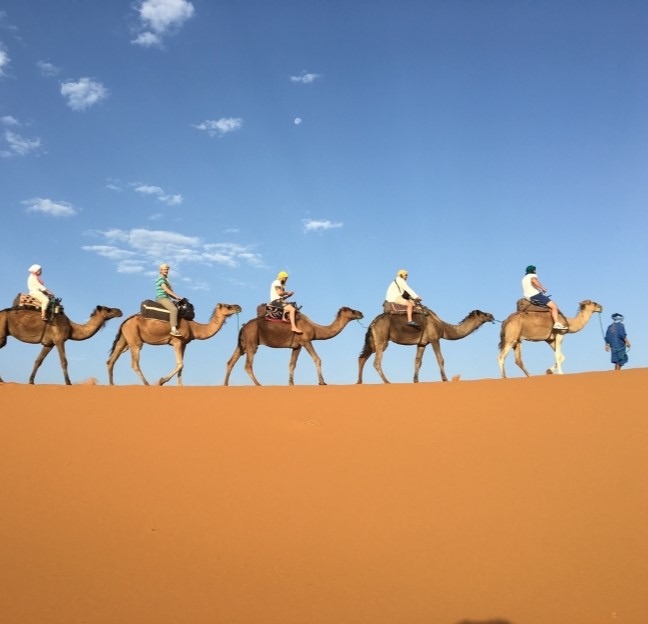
left=217, top=303, right=243, bottom=317
left=462, top=310, right=495, bottom=324
left=94, top=305, right=124, bottom=320
left=338, top=307, right=364, bottom=321
left=578, top=300, right=603, bottom=314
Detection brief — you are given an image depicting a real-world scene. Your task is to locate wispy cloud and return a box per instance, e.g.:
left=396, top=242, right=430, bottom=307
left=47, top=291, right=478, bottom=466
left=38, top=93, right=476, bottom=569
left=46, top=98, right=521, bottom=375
left=302, top=219, right=343, bottom=233
left=0, top=43, right=10, bottom=77
left=133, top=183, right=183, bottom=206
left=132, top=0, right=195, bottom=48
left=83, top=228, right=264, bottom=276
left=193, top=117, right=243, bottom=138
left=1, top=115, right=19, bottom=126
left=37, top=60, right=60, bottom=77
left=22, top=197, right=77, bottom=217
left=290, top=71, right=321, bottom=84
left=60, top=77, right=108, bottom=111
left=2, top=130, right=42, bottom=157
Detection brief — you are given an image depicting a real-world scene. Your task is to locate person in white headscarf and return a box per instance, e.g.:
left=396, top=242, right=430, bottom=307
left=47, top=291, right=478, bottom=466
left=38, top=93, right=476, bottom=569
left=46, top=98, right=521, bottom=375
left=27, top=264, right=55, bottom=320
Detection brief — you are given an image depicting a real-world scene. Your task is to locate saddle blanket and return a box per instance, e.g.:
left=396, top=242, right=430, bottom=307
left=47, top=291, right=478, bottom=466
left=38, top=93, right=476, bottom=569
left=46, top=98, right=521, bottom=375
left=12, top=293, right=41, bottom=309
left=516, top=298, right=551, bottom=313
left=140, top=299, right=172, bottom=322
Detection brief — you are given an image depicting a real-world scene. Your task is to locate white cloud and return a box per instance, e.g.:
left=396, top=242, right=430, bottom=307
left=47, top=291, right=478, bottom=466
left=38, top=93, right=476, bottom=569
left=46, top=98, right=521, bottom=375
left=132, top=0, right=195, bottom=48
left=60, top=77, right=108, bottom=111
left=290, top=71, right=321, bottom=84
left=133, top=183, right=184, bottom=205
left=22, top=197, right=77, bottom=217
left=1, top=115, right=19, bottom=126
left=135, top=184, right=164, bottom=196
left=193, top=117, right=243, bottom=137
left=84, top=228, right=264, bottom=275
left=37, top=60, right=60, bottom=77
left=0, top=44, right=9, bottom=77
left=3, top=130, right=42, bottom=157
left=302, top=219, right=343, bottom=233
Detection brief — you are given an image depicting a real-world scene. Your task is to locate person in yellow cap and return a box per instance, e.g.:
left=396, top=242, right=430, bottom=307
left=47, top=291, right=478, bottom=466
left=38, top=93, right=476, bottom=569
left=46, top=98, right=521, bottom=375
left=27, top=264, right=55, bottom=321
left=385, top=269, right=422, bottom=327
left=269, top=271, right=302, bottom=333
left=156, top=263, right=183, bottom=337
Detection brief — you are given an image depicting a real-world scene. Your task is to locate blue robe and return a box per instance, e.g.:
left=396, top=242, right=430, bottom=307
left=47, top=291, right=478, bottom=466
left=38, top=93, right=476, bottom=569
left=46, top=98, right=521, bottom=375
left=605, top=322, right=628, bottom=367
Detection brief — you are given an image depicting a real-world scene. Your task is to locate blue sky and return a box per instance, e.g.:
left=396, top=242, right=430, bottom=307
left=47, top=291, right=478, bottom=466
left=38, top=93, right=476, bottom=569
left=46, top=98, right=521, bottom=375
left=1, top=0, right=646, bottom=385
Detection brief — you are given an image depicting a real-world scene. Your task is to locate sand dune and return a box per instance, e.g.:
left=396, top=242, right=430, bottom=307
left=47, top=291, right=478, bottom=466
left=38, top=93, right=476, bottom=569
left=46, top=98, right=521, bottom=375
left=1, top=370, right=646, bottom=624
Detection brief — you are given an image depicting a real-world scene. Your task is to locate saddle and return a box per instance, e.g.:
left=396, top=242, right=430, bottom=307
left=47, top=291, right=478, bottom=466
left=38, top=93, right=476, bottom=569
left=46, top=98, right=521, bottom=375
left=140, top=298, right=195, bottom=322
left=383, top=300, right=427, bottom=316
left=516, top=298, right=551, bottom=313
left=256, top=301, right=301, bottom=323
left=10, top=293, right=64, bottom=320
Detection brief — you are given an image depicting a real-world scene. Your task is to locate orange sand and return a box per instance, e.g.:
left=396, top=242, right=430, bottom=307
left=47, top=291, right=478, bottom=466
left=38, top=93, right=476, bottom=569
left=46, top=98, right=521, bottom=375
left=1, top=370, right=647, bottom=624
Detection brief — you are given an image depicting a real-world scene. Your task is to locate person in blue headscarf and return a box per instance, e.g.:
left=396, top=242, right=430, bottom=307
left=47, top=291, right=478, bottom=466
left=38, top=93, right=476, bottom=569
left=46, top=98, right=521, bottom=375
left=604, top=313, right=631, bottom=370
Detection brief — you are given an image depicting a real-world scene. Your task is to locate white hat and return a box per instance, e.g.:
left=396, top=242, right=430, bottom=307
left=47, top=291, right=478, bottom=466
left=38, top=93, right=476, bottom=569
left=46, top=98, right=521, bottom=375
left=28, top=264, right=42, bottom=273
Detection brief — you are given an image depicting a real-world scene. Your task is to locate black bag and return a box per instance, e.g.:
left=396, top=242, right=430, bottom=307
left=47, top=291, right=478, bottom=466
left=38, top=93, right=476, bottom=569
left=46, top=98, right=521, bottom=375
left=177, top=298, right=195, bottom=321
left=401, top=290, right=411, bottom=300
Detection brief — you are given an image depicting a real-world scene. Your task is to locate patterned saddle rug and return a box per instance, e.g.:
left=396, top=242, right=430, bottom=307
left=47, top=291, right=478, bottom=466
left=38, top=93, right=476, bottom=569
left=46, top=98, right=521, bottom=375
left=10, top=293, right=64, bottom=319
left=256, top=302, right=302, bottom=323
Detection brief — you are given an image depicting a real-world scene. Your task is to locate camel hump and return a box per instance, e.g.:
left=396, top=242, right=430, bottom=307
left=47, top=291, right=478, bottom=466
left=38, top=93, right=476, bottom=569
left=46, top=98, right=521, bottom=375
left=516, top=298, right=551, bottom=313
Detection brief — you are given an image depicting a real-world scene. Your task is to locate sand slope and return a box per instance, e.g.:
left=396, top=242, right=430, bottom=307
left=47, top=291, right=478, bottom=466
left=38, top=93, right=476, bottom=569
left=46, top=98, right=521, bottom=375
left=1, top=370, right=647, bottom=624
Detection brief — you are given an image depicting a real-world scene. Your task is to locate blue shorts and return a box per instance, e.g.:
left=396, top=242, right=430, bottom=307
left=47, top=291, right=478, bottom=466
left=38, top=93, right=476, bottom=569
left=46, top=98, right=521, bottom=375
left=530, top=293, right=551, bottom=306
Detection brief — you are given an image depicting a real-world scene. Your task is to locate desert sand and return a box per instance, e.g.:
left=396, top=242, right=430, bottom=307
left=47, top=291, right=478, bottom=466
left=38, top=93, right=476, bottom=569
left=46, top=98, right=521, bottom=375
left=1, top=369, right=646, bottom=624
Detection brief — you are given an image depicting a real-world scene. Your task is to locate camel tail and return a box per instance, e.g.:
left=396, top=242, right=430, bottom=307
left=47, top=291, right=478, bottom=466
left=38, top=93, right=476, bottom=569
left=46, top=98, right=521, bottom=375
left=358, top=326, right=374, bottom=359
left=108, top=317, right=132, bottom=356
left=498, top=321, right=508, bottom=351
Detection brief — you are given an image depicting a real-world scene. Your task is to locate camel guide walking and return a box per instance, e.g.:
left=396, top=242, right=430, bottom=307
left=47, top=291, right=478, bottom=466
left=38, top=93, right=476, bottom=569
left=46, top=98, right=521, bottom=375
left=156, top=263, right=183, bottom=337
left=521, top=265, right=568, bottom=331
left=269, top=271, right=302, bottom=333
left=385, top=269, right=422, bottom=327
left=605, top=313, right=631, bottom=370
left=27, top=264, right=55, bottom=321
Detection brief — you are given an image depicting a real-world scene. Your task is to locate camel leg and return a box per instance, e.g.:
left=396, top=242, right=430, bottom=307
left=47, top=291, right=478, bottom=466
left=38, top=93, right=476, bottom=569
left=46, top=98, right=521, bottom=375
left=106, top=335, right=129, bottom=386
left=243, top=346, right=262, bottom=386
left=512, top=342, right=531, bottom=377
left=546, top=335, right=564, bottom=375
left=224, top=345, right=242, bottom=386
left=129, top=344, right=150, bottom=385
left=372, top=342, right=391, bottom=384
left=28, top=344, right=58, bottom=384
left=412, top=344, right=427, bottom=383
left=301, top=342, right=325, bottom=385
left=497, top=344, right=511, bottom=379
left=288, top=346, right=302, bottom=386
left=428, top=340, right=448, bottom=382
left=159, top=341, right=185, bottom=386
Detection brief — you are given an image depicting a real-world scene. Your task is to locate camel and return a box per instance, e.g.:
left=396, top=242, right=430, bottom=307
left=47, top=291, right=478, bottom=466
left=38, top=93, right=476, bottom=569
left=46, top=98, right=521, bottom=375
left=224, top=306, right=364, bottom=386
left=107, top=303, right=242, bottom=386
left=0, top=305, right=123, bottom=384
left=497, top=299, right=603, bottom=378
left=357, top=306, right=495, bottom=383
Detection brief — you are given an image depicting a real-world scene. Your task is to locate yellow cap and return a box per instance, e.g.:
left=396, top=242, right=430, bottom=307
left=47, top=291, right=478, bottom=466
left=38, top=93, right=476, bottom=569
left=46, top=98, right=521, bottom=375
left=277, top=271, right=289, bottom=279
left=397, top=269, right=408, bottom=278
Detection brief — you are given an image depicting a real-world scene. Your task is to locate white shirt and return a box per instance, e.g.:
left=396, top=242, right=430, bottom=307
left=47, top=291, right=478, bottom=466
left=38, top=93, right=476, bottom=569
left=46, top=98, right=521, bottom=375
left=28, top=273, right=47, bottom=295
left=269, top=279, right=285, bottom=303
left=385, top=277, right=419, bottom=302
left=521, top=273, right=541, bottom=298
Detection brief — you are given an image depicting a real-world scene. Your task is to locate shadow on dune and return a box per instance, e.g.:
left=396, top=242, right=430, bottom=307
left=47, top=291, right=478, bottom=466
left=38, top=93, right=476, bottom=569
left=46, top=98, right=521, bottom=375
left=455, top=619, right=513, bottom=624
